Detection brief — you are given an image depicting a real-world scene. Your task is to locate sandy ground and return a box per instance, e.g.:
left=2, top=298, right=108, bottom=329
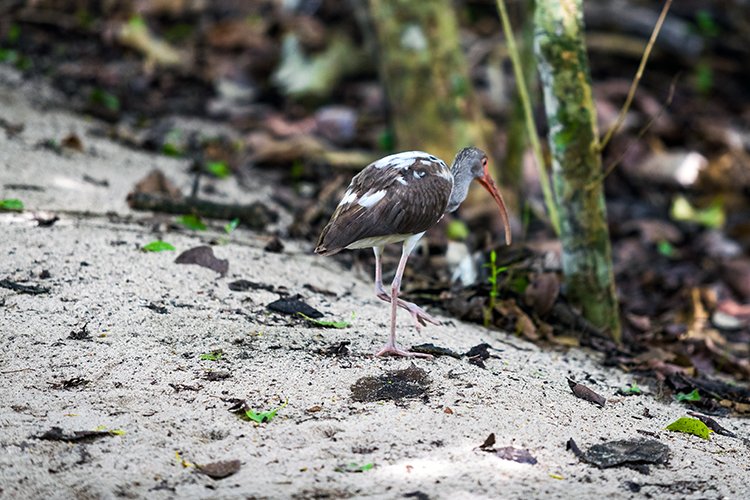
left=1, top=67, right=749, bottom=500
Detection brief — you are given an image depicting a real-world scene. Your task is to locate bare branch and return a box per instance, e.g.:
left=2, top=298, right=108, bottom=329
left=599, top=0, right=674, bottom=151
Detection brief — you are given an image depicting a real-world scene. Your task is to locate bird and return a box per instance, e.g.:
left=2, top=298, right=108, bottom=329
left=315, top=147, right=511, bottom=358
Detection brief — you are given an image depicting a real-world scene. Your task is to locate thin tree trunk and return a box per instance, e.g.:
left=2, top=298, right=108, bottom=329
left=503, top=0, right=535, bottom=194
left=534, top=0, right=621, bottom=340
left=368, top=0, right=490, bottom=167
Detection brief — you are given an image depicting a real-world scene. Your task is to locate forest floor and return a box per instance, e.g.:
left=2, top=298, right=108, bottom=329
left=1, top=68, right=749, bottom=499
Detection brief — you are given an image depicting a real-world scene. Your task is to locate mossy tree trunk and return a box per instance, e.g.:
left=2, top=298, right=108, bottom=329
left=534, top=0, right=621, bottom=340
left=368, top=0, right=489, bottom=167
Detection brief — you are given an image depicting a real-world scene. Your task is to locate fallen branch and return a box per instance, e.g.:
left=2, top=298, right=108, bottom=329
left=126, top=193, right=277, bottom=230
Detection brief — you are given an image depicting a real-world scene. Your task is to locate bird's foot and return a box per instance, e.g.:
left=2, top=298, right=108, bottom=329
left=376, top=292, right=441, bottom=330
left=375, top=343, right=433, bottom=359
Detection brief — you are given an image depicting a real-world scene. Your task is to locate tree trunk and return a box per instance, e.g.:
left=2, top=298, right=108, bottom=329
left=368, top=0, right=489, bottom=167
left=534, top=0, right=621, bottom=340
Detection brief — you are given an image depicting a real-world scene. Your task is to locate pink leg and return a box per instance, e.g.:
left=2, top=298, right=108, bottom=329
left=373, top=246, right=440, bottom=331
left=374, top=236, right=432, bottom=358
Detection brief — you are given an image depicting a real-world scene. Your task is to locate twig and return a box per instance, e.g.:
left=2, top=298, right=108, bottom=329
left=495, top=0, right=560, bottom=235
left=599, top=0, right=674, bottom=151
left=1, top=368, right=36, bottom=374
left=586, top=73, right=679, bottom=190
left=0, top=279, right=50, bottom=295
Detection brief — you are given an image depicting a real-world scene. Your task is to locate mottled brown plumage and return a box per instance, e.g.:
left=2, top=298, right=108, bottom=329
left=315, top=147, right=511, bottom=358
left=316, top=153, right=452, bottom=255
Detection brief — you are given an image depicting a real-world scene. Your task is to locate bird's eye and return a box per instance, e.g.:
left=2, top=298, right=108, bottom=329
left=481, top=158, right=488, bottom=167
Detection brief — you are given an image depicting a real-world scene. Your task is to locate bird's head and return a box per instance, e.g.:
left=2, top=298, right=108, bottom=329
left=453, top=147, right=512, bottom=245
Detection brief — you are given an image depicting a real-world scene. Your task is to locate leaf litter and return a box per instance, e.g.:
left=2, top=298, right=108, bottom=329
left=567, top=438, right=670, bottom=471
left=567, top=378, right=607, bottom=408
left=175, top=245, right=229, bottom=276
left=197, top=459, right=241, bottom=479
left=267, top=296, right=323, bottom=318
left=350, top=365, right=430, bottom=403
left=665, top=417, right=713, bottom=440
left=477, top=433, right=537, bottom=465
left=33, top=426, right=123, bottom=443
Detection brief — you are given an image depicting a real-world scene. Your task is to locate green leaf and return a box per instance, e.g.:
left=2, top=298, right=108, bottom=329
left=14, top=54, right=31, bottom=71
left=142, top=240, right=175, bottom=252
left=657, top=240, right=675, bottom=258
left=695, top=10, right=719, bottom=38
left=290, top=160, right=305, bottom=181
left=177, top=214, right=207, bottom=231
left=0, top=198, right=24, bottom=211
left=0, top=48, right=18, bottom=64
left=89, top=88, right=120, bottom=112
left=619, top=383, right=643, bottom=395
left=509, top=275, right=529, bottom=295
left=694, top=61, right=714, bottom=95
left=206, top=161, right=231, bottom=179
left=243, top=401, right=287, bottom=424
left=298, top=312, right=351, bottom=329
left=128, top=14, right=146, bottom=29
left=335, top=462, right=374, bottom=473
left=224, top=218, right=240, bottom=234
left=161, top=142, right=182, bottom=157
left=666, top=417, right=712, bottom=440
left=200, top=350, right=223, bottom=361
left=162, top=129, right=183, bottom=157
left=670, top=195, right=724, bottom=228
left=446, top=220, right=469, bottom=241
left=7, top=24, right=21, bottom=43
left=675, top=389, right=701, bottom=402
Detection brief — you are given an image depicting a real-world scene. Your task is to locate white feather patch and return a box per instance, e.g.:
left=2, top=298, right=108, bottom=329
left=396, top=176, right=407, bottom=185
left=338, top=190, right=357, bottom=206
left=372, top=151, right=435, bottom=170
left=357, top=189, right=387, bottom=208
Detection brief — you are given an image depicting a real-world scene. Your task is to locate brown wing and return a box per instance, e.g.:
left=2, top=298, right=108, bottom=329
left=315, top=155, right=452, bottom=255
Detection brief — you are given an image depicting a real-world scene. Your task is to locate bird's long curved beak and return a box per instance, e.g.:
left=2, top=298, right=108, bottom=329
left=477, top=173, right=512, bottom=245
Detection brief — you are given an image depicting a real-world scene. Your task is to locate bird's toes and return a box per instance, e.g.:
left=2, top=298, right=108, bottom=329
left=375, top=346, right=433, bottom=359
left=417, top=311, right=440, bottom=326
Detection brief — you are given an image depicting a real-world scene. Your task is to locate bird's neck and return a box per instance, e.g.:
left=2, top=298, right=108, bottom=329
left=446, top=165, right=473, bottom=213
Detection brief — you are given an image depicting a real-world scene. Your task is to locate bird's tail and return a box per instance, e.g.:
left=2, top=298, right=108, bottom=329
left=314, top=224, right=342, bottom=256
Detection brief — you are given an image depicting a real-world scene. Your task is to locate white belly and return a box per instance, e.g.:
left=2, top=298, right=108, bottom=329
left=345, top=233, right=414, bottom=249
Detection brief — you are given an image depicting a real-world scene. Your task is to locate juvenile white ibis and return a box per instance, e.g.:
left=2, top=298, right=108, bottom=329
left=315, top=147, right=511, bottom=357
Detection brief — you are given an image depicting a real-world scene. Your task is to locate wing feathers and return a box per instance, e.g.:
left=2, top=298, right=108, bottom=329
left=315, top=154, right=452, bottom=254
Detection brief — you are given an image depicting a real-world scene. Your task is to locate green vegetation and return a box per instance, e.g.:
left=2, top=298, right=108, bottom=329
left=483, top=250, right=507, bottom=327
left=200, top=350, right=223, bottom=361
left=298, top=312, right=352, bottom=329
left=671, top=196, right=724, bottom=228
left=675, top=389, right=701, bottom=402
left=666, top=417, right=712, bottom=440
left=142, top=240, right=175, bottom=252
left=177, top=214, right=207, bottom=231
left=0, top=199, right=24, bottom=212
left=242, top=401, right=287, bottom=424
left=224, top=218, right=240, bottom=234
left=335, top=462, right=374, bottom=473
left=206, top=161, right=231, bottom=179
left=89, top=88, right=120, bottom=112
